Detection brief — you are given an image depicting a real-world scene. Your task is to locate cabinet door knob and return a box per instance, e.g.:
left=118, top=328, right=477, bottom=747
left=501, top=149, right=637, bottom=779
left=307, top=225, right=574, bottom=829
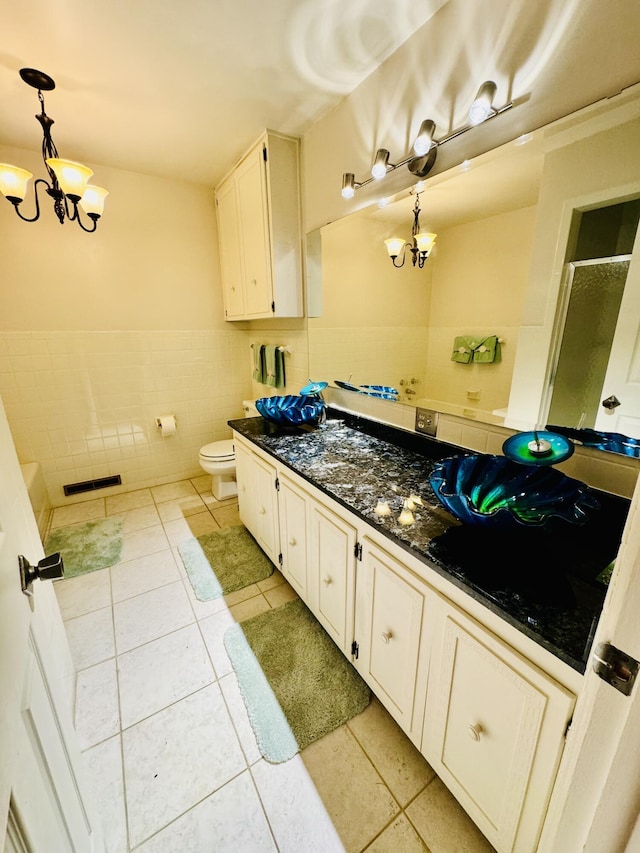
left=288, top=536, right=296, bottom=547
left=381, top=631, right=393, bottom=644
left=323, top=576, right=332, bottom=586
left=467, top=723, right=483, bottom=741
left=259, top=507, right=266, bottom=515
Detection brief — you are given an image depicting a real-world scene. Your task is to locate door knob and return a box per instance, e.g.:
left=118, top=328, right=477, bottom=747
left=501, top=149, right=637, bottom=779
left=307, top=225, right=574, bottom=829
left=19, top=553, right=64, bottom=597
left=602, top=394, right=621, bottom=410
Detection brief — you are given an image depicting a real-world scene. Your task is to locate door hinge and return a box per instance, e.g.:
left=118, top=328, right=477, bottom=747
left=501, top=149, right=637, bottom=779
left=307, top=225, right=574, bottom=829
left=278, top=553, right=283, bottom=567
left=351, top=640, right=359, bottom=660
left=271, top=300, right=275, bottom=313
left=275, top=476, right=280, bottom=491
left=592, top=641, right=640, bottom=696
left=354, top=542, right=363, bottom=561
left=263, top=145, right=268, bottom=162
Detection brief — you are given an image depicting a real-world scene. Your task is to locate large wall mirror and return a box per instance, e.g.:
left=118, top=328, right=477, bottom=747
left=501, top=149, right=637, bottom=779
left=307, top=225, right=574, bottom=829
left=306, top=91, right=640, bottom=456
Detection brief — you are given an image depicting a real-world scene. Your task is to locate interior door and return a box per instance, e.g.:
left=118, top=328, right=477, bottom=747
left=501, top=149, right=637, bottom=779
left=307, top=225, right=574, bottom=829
left=0, top=393, right=102, bottom=851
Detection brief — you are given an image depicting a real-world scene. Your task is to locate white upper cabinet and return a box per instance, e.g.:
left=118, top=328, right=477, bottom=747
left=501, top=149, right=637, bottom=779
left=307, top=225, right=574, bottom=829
left=215, top=131, right=303, bottom=320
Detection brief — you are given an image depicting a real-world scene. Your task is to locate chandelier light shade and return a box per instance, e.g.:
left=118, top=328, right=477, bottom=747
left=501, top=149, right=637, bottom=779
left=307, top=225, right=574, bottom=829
left=341, top=80, right=514, bottom=197
left=0, top=68, right=108, bottom=232
left=384, top=192, right=437, bottom=269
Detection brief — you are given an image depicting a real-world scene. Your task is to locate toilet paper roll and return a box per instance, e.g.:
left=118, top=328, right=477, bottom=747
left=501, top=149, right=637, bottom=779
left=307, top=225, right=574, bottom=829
left=157, top=415, right=177, bottom=437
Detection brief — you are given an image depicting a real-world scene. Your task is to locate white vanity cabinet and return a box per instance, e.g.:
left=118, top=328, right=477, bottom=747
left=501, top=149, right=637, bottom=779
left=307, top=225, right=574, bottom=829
left=423, top=596, right=575, bottom=853
left=277, top=473, right=309, bottom=598
left=215, top=131, right=303, bottom=320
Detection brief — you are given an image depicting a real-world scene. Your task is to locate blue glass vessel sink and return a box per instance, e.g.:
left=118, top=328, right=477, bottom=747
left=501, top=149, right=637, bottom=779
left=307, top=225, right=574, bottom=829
left=255, top=395, right=325, bottom=426
left=429, top=454, right=599, bottom=529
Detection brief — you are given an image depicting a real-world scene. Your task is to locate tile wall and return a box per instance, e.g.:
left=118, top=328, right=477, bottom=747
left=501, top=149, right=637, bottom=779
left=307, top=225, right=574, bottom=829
left=0, top=331, right=253, bottom=506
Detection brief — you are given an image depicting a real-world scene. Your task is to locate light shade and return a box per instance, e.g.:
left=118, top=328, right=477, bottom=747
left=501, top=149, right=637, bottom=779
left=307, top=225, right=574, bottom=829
left=384, top=237, right=406, bottom=258
left=46, top=158, right=93, bottom=200
left=0, top=164, right=33, bottom=201
left=468, top=80, right=497, bottom=125
left=79, top=185, right=109, bottom=217
left=341, top=172, right=355, bottom=199
left=371, top=148, right=390, bottom=180
left=413, top=120, right=436, bottom=156
left=415, top=232, right=437, bottom=255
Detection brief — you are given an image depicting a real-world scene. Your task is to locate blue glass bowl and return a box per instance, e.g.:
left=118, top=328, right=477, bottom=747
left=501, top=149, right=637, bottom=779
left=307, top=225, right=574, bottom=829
left=255, top=395, right=325, bottom=426
left=429, top=454, right=599, bottom=529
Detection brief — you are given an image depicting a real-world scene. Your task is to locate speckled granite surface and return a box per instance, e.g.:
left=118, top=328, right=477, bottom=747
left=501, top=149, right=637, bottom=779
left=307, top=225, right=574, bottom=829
left=229, top=412, right=630, bottom=673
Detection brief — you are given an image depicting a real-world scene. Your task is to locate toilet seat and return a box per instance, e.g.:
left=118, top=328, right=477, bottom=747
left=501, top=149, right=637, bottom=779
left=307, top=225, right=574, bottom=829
left=199, top=439, right=235, bottom=461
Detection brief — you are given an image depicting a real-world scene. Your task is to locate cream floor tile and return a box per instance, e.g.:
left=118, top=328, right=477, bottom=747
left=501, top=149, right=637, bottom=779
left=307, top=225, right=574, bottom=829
left=75, top=658, right=120, bottom=750
left=65, top=606, right=115, bottom=670
left=50, top=498, right=105, bottom=529
left=223, top=582, right=261, bottom=608
left=251, top=756, right=345, bottom=853
left=210, top=504, right=242, bottom=529
left=347, top=697, right=435, bottom=807
left=84, top=735, right=128, bottom=853
left=118, top=624, right=215, bottom=729
left=364, top=815, right=429, bottom=853
left=301, top=726, right=400, bottom=852
left=135, top=771, right=276, bottom=853
left=263, top=582, right=298, bottom=608
left=405, top=779, right=495, bottom=853
left=120, top=525, right=170, bottom=563
left=54, top=569, right=112, bottom=620
left=106, top=488, right=154, bottom=516
left=198, top=609, right=237, bottom=678
left=122, top=683, right=246, bottom=848
left=119, top=503, right=162, bottom=534
left=156, top=494, right=207, bottom=523
left=229, top=594, right=271, bottom=623
left=257, top=570, right=285, bottom=592
left=113, top=581, right=194, bottom=654
left=189, top=474, right=212, bottom=495
left=151, top=480, right=198, bottom=503
left=163, top=511, right=220, bottom=547
left=111, top=550, right=181, bottom=603
left=219, top=672, right=261, bottom=765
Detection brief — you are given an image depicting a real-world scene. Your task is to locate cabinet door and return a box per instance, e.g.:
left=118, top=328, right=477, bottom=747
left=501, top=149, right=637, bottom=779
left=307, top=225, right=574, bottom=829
left=356, top=539, right=427, bottom=742
left=215, top=177, right=245, bottom=319
left=424, top=604, right=575, bottom=853
left=234, top=439, right=255, bottom=534
left=252, top=454, right=280, bottom=566
left=278, top=475, right=308, bottom=597
left=308, top=502, right=356, bottom=654
left=236, top=146, right=273, bottom=317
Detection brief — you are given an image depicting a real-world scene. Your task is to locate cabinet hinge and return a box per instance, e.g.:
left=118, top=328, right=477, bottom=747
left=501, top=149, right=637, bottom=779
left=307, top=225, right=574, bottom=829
left=564, top=717, right=573, bottom=739
left=354, top=542, right=363, bottom=561
left=351, top=640, right=359, bottom=660
left=275, top=476, right=280, bottom=491
left=271, top=300, right=275, bottom=313
left=263, top=145, right=268, bottom=162
left=278, top=553, right=283, bottom=567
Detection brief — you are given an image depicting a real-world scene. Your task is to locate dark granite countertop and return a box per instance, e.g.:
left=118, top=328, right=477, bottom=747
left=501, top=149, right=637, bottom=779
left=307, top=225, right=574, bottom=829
left=229, top=411, right=630, bottom=674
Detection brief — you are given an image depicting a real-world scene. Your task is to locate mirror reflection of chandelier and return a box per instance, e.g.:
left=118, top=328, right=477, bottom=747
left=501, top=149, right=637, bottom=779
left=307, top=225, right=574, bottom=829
left=384, top=192, right=437, bottom=269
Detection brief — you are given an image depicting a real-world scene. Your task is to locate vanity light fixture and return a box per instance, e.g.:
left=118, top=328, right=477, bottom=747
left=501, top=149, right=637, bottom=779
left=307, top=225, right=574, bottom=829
left=340, top=80, right=514, bottom=197
left=384, top=191, right=437, bottom=269
left=0, top=68, right=108, bottom=232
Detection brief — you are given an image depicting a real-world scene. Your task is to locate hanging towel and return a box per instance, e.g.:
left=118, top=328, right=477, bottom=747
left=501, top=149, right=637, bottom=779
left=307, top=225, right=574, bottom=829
left=252, top=344, right=266, bottom=383
left=274, top=348, right=286, bottom=389
left=473, top=335, right=502, bottom=364
left=451, top=336, right=477, bottom=364
left=264, top=345, right=277, bottom=387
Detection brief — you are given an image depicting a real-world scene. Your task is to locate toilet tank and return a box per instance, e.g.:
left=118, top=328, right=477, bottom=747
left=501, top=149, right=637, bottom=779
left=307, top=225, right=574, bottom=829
left=242, top=400, right=260, bottom=417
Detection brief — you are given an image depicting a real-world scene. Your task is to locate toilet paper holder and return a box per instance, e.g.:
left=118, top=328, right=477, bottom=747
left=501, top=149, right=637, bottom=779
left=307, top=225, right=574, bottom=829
left=156, top=415, right=177, bottom=434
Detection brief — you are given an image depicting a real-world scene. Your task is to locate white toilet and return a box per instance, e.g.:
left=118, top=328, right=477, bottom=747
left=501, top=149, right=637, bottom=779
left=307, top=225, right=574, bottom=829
left=198, top=400, right=258, bottom=500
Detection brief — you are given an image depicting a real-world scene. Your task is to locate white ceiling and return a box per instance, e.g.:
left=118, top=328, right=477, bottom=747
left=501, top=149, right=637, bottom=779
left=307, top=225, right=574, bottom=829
left=1, top=0, right=639, bottom=191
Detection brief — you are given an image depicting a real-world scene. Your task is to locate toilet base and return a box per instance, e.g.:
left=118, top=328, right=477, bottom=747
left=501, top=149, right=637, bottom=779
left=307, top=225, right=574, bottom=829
left=212, top=473, right=238, bottom=501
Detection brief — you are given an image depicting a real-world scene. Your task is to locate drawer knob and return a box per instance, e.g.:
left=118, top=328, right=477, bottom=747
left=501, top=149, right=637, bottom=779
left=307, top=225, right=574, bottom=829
left=467, top=723, right=483, bottom=742
left=323, top=576, right=332, bottom=586
left=288, top=537, right=296, bottom=547
left=259, top=507, right=266, bottom=515
left=381, top=631, right=393, bottom=644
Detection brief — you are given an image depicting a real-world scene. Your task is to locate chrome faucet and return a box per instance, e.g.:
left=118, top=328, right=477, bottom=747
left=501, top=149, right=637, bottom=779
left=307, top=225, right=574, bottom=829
left=405, top=388, right=416, bottom=395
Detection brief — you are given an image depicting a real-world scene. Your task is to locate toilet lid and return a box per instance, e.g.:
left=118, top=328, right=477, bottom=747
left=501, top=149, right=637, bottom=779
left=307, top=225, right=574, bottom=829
left=200, top=439, right=235, bottom=461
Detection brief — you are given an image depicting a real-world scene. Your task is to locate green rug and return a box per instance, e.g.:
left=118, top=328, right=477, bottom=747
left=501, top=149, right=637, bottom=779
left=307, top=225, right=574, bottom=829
left=178, top=525, right=274, bottom=601
left=224, top=598, right=371, bottom=763
left=45, top=517, right=124, bottom=578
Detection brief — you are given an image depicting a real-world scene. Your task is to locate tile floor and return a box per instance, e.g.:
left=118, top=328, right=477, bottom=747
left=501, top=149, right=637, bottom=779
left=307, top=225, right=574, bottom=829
left=52, top=476, right=495, bottom=852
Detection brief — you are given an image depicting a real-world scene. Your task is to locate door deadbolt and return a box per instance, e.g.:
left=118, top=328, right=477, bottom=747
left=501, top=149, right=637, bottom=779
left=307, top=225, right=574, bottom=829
left=19, top=553, right=65, bottom=597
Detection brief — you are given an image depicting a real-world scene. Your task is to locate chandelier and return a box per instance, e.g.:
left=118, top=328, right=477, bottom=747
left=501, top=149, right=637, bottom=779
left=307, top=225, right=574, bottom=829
left=384, top=191, right=436, bottom=268
left=0, top=68, right=108, bottom=233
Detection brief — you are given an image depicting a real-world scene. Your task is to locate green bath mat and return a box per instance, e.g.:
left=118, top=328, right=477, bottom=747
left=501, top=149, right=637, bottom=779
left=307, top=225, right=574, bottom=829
left=45, top=517, right=124, bottom=578
left=178, top=525, right=274, bottom=601
left=224, top=598, right=371, bottom=763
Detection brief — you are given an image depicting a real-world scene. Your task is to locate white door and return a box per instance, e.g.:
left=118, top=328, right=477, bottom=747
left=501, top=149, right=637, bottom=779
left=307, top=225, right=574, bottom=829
left=0, top=393, right=102, bottom=851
